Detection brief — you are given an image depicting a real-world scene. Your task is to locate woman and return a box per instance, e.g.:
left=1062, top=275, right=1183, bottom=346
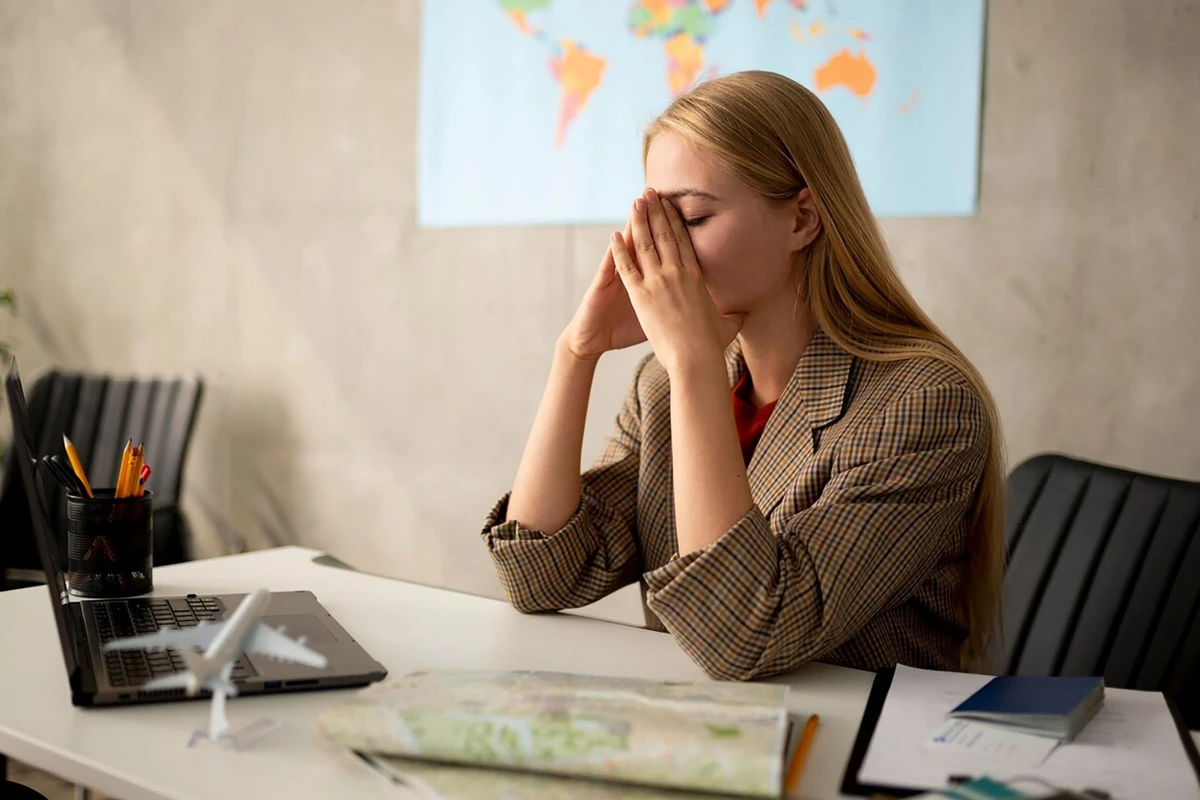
left=481, top=71, right=1004, bottom=681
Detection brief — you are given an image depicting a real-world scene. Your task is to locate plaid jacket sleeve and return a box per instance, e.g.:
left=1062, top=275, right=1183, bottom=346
left=643, top=380, right=989, bottom=681
left=481, top=354, right=652, bottom=613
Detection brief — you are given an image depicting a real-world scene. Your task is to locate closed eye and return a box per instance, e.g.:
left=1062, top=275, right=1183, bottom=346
left=683, top=215, right=711, bottom=228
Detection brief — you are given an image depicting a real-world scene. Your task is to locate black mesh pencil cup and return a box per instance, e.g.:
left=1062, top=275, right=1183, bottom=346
left=66, top=489, right=153, bottom=598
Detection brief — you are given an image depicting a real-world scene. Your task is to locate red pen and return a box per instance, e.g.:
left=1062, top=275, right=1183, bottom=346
left=137, top=464, right=152, bottom=495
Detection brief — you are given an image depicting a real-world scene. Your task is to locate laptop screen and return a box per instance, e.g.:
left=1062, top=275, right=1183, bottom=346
left=4, top=358, right=80, bottom=677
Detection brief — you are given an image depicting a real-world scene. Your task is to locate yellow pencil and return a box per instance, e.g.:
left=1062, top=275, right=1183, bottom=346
left=125, top=444, right=142, bottom=498
left=130, top=443, right=145, bottom=498
left=62, top=435, right=94, bottom=498
left=785, top=714, right=820, bottom=795
left=115, top=439, right=133, bottom=498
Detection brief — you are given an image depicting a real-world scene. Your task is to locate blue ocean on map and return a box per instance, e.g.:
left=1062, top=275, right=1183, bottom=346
left=418, top=0, right=985, bottom=226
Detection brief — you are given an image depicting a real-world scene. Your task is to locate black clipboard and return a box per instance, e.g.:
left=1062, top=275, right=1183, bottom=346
left=840, top=667, right=1200, bottom=798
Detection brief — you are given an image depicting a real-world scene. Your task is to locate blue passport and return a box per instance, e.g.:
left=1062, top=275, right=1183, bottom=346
left=948, top=676, right=1105, bottom=741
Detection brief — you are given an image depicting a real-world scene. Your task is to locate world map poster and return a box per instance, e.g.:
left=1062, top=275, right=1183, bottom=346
left=417, top=0, right=985, bottom=227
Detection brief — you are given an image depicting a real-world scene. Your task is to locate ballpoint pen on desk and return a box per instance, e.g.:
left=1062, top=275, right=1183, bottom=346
left=785, top=714, right=820, bottom=795
left=62, top=435, right=94, bottom=498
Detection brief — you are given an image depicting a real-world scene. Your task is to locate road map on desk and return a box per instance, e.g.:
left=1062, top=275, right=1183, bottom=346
left=318, top=670, right=791, bottom=797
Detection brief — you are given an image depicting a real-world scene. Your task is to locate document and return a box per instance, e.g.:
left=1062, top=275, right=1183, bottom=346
left=857, top=665, right=1200, bottom=800
left=926, top=719, right=1059, bottom=768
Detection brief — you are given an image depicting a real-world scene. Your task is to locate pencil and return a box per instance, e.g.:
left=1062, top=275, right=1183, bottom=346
left=115, top=439, right=133, bottom=498
left=785, top=714, right=820, bottom=795
left=130, top=442, right=144, bottom=497
left=126, top=444, right=142, bottom=498
left=62, top=435, right=94, bottom=498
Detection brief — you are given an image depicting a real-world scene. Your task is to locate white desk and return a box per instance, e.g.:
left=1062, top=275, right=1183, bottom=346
left=0, top=546, right=877, bottom=800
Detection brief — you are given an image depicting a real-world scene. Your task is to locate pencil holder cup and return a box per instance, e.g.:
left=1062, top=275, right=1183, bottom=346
left=66, top=489, right=153, bottom=598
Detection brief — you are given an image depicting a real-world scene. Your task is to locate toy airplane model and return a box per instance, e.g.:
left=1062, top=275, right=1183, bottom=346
left=104, top=588, right=328, bottom=748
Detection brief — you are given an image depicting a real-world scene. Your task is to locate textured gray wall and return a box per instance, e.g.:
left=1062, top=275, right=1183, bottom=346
left=1, top=1, right=1198, bottom=612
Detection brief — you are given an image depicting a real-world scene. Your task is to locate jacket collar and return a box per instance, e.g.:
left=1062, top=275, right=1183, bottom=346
left=724, top=329, right=855, bottom=515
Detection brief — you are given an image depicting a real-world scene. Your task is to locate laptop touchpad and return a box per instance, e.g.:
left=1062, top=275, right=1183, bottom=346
left=259, top=614, right=337, bottom=643
left=244, top=614, right=340, bottom=676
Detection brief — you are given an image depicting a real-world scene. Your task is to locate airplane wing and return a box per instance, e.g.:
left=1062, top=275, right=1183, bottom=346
left=243, top=621, right=328, bottom=669
left=103, top=621, right=223, bottom=652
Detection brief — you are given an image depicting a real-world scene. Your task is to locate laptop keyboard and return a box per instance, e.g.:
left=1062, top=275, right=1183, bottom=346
left=92, top=596, right=257, bottom=688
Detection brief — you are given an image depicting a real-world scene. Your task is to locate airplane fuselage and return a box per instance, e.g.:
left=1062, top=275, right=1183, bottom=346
left=202, top=588, right=270, bottom=668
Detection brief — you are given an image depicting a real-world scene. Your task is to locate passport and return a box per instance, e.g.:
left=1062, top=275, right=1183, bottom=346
left=948, top=675, right=1105, bottom=741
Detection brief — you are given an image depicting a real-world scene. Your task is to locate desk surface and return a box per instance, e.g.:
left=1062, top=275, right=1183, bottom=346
left=0, top=546, right=877, bottom=800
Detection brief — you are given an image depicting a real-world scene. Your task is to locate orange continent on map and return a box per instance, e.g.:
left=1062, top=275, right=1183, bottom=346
left=665, top=33, right=706, bottom=96
left=549, top=40, right=607, bottom=149
left=814, top=48, right=877, bottom=98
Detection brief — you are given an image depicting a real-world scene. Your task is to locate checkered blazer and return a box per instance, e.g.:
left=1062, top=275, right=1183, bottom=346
left=482, top=330, right=990, bottom=680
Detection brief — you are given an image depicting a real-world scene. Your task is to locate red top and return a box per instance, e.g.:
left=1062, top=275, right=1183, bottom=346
left=731, top=371, right=778, bottom=467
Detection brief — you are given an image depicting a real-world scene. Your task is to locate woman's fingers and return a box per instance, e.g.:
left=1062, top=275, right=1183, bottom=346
left=622, top=218, right=636, bottom=268
left=592, top=244, right=617, bottom=289
left=643, top=190, right=680, bottom=269
left=660, top=196, right=701, bottom=274
left=610, top=231, right=642, bottom=285
left=629, top=197, right=662, bottom=274
left=593, top=215, right=638, bottom=291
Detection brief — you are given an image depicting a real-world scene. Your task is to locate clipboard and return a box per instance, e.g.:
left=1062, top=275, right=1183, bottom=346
left=840, top=667, right=1200, bottom=798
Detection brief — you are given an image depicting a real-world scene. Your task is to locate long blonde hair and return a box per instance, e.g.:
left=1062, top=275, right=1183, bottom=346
left=644, top=71, right=1004, bottom=670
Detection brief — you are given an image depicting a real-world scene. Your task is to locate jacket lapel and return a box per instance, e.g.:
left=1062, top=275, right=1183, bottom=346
left=727, top=330, right=855, bottom=519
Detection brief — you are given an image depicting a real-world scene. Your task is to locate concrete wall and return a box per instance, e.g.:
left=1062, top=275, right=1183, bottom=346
left=2, top=1, right=1198, bottom=612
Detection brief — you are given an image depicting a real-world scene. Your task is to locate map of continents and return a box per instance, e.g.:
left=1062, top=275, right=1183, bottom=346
left=498, top=0, right=885, bottom=150
left=417, top=0, right=984, bottom=224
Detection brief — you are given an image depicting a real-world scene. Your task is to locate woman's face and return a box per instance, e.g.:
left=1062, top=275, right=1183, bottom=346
left=644, top=131, right=810, bottom=317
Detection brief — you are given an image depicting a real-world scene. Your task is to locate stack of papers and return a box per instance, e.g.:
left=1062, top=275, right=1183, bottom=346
left=853, top=666, right=1200, bottom=800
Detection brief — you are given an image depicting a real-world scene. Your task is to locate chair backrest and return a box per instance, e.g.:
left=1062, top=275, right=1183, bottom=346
left=1000, top=453, right=1200, bottom=727
left=1, top=369, right=204, bottom=574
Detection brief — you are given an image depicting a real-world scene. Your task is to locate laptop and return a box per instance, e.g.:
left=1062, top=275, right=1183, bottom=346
left=4, top=358, right=388, bottom=706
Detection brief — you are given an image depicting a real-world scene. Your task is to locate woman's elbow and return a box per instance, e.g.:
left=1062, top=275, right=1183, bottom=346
left=695, top=651, right=769, bottom=682
left=693, top=643, right=816, bottom=682
left=502, top=587, right=560, bottom=615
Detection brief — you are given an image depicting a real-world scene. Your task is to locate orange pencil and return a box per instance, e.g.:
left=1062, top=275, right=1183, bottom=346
left=129, top=443, right=144, bottom=498
left=62, top=435, right=94, bottom=498
left=115, top=439, right=133, bottom=498
left=784, top=714, right=819, bottom=795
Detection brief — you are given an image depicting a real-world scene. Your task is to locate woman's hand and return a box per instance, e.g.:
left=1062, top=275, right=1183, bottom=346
left=610, top=189, right=744, bottom=376
left=559, top=220, right=647, bottom=362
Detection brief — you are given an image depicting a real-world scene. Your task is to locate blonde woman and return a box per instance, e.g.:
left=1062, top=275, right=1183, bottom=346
left=482, top=71, right=1004, bottom=680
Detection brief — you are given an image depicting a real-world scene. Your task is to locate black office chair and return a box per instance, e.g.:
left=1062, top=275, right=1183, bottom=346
left=0, top=779, right=49, bottom=799
left=0, top=369, right=204, bottom=589
left=999, top=453, right=1200, bottom=728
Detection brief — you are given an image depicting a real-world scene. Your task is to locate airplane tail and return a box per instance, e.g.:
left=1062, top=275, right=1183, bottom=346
left=176, top=648, right=237, bottom=696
